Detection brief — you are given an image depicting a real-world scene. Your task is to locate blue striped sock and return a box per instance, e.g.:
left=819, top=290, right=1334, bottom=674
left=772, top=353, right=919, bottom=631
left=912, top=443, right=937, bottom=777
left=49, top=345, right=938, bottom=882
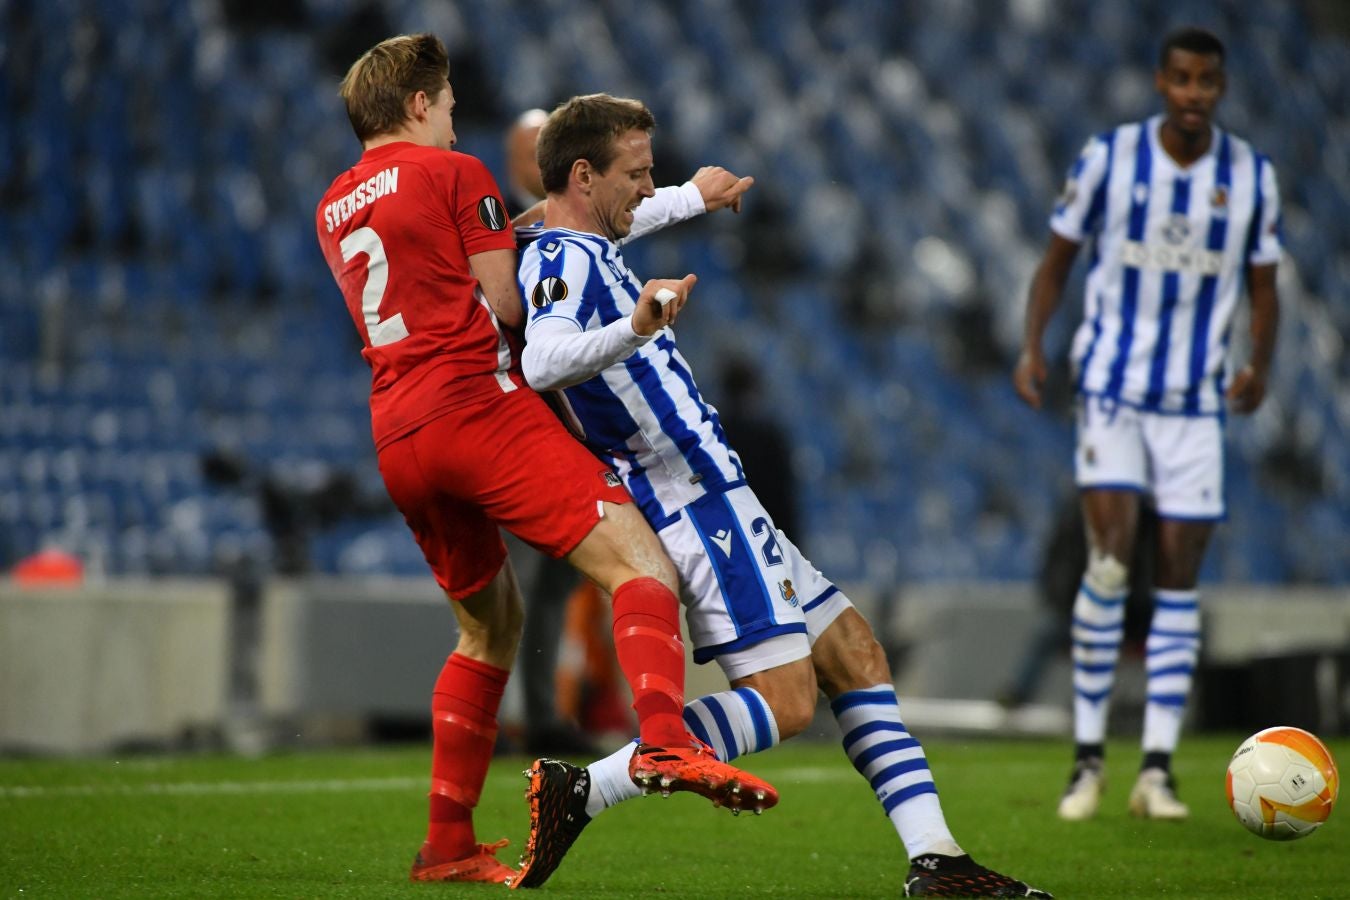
left=585, top=688, right=779, bottom=817
left=832, top=685, right=957, bottom=859
left=1071, top=577, right=1126, bottom=745
left=1142, top=589, right=1200, bottom=755
left=682, top=688, right=779, bottom=762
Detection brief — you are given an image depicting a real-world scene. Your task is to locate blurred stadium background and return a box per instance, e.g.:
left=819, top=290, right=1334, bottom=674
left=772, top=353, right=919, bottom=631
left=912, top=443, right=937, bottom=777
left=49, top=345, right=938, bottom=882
left=1, top=0, right=1347, bottom=755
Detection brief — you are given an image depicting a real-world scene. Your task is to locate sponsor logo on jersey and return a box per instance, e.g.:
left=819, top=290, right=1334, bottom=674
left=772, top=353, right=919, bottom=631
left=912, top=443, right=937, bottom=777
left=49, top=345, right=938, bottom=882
left=477, top=196, right=507, bottom=231
left=778, top=579, right=798, bottom=607
left=710, top=528, right=733, bottom=557
left=1120, top=239, right=1223, bottom=275
left=531, top=277, right=568, bottom=308
left=1161, top=214, right=1191, bottom=245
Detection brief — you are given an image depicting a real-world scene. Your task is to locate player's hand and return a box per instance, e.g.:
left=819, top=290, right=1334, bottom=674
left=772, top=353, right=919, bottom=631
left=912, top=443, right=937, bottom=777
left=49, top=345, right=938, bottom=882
left=1013, top=348, right=1047, bottom=409
left=632, top=274, right=697, bottom=336
left=690, top=166, right=754, bottom=214
left=1226, top=363, right=1268, bottom=414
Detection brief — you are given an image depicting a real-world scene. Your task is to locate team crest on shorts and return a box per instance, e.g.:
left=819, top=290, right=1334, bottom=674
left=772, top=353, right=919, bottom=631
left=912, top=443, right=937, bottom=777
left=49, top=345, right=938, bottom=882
left=476, top=196, right=507, bottom=231
left=603, top=471, right=622, bottom=487
left=778, top=579, right=799, bottom=607
left=1083, top=445, right=1097, bottom=466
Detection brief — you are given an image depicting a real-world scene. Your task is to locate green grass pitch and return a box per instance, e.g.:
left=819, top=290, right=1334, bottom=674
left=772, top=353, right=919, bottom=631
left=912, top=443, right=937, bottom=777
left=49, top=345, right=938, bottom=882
left=2, top=736, right=1346, bottom=898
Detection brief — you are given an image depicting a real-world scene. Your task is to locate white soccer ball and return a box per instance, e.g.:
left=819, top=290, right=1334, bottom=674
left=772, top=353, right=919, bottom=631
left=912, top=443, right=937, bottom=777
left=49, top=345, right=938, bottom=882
left=1226, top=726, right=1339, bottom=841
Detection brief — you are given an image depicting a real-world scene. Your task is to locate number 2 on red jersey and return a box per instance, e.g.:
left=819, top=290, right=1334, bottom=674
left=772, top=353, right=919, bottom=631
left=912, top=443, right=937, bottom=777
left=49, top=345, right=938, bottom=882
left=340, top=226, right=409, bottom=348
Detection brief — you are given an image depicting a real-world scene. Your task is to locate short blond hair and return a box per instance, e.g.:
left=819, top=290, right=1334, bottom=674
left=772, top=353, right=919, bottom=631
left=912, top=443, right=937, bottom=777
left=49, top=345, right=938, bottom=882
left=339, top=33, right=448, bottom=142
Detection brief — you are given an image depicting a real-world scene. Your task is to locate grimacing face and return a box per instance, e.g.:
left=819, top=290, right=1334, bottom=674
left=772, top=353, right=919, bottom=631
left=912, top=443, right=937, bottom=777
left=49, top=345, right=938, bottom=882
left=588, top=128, right=655, bottom=241
left=1156, top=49, right=1224, bottom=139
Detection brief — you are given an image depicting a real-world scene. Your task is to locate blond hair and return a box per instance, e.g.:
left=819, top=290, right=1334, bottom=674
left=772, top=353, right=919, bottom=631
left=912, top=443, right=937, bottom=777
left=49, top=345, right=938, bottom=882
left=339, top=33, right=449, bottom=142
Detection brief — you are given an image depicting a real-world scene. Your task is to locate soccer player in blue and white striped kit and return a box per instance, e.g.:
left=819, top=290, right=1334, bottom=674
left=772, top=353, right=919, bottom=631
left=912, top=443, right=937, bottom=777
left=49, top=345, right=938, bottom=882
left=509, top=93, right=1049, bottom=898
left=1014, top=28, right=1281, bottom=822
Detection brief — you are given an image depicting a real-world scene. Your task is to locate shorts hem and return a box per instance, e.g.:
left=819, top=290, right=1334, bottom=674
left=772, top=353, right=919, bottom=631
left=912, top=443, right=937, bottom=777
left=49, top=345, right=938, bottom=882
left=692, top=623, right=808, bottom=665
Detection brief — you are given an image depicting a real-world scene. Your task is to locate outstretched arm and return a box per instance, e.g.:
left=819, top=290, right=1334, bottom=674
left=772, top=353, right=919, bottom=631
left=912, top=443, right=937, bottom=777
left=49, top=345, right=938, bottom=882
left=1012, top=233, right=1081, bottom=409
left=623, top=166, right=754, bottom=244
left=1227, top=263, right=1279, bottom=414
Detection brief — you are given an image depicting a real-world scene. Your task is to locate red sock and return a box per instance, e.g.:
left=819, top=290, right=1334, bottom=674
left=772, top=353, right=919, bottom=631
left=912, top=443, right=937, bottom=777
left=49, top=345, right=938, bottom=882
left=421, top=653, right=508, bottom=864
left=611, top=577, right=687, bottom=747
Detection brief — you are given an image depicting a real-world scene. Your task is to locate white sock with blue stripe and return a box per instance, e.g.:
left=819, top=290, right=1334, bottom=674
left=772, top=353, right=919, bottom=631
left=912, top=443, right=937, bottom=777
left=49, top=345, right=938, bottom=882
left=583, top=688, right=780, bottom=818
left=682, top=687, right=780, bottom=762
left=1142, top=589, right=1200, bottom=755
left=1071, top=576, right=1127, bottom=745
left=832, top=685, right=959, bottom=859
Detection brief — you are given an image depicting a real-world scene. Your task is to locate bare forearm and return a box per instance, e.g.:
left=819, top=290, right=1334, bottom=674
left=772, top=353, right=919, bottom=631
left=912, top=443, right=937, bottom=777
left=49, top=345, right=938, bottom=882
left=1246, top=265, right=1279, bottom=374
left=1021, top=234, right=1079, bottom=353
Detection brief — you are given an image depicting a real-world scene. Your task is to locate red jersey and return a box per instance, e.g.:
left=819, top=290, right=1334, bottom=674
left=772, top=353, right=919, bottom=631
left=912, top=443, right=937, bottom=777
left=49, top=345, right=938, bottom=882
left=315, top=142, right=522, bottom=449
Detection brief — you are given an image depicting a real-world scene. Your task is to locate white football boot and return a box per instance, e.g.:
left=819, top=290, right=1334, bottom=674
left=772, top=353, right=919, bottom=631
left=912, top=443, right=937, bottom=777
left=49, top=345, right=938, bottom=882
left=1057, top=758, right=1105, bottom=821
left=1128, top=767, right=1189, bottom=820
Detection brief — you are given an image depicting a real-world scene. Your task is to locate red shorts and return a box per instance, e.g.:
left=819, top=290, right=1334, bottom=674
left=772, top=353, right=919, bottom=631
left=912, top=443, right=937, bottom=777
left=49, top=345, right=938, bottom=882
left=377, top=387, right=632, bottom=599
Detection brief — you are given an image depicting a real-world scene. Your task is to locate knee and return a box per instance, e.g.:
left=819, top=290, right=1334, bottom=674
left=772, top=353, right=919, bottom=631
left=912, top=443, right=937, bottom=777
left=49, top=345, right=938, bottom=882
left=1084, top=549, right=1129, bottom=595
left=767, top=690, right=817, bottom=741
left=455, top=592, right=525, bottom=667
left=738, top=661, right=818, bottom=740
left=813, top=611, right=892, bottom=696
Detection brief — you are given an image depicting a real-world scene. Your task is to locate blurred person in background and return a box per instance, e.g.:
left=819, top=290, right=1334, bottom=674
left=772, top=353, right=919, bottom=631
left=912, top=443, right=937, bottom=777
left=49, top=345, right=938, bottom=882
left=1014, top=27, right=1281, bottom=823
left=314, top=34, right=773, bottom=885
left=510, top=92, right=1050, bottom=898
left=504, top=107, right=549, bottom=211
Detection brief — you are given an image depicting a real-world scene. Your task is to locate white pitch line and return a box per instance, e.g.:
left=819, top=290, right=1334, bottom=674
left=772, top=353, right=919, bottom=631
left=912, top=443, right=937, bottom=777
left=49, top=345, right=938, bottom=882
left=772, top=766, right=856, bottom=783
left=0, top=776, right=427, bottom=799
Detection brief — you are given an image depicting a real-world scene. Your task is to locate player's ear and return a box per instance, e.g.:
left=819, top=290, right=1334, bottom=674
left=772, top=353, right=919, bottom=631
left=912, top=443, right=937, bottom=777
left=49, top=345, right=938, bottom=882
left=571, top=158, right=593, bottom=193
left=405, top=90, right=428, bottom=122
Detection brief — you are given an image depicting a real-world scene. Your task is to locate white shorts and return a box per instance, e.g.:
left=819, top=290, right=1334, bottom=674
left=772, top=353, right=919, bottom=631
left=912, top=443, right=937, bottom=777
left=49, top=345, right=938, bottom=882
left=658, top=484, right=851, bottom=681
left=1074, top=397, right=1225, bottom=520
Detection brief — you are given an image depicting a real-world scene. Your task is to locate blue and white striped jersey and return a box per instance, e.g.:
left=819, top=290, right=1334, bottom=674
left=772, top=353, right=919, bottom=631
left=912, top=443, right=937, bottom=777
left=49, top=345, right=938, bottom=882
left=519, top=228, right=746, bottom=529
left=1052, top=114, right=1282, bottom=416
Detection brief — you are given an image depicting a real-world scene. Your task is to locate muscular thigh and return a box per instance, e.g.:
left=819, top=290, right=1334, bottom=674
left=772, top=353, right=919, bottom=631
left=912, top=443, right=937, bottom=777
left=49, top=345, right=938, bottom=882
left=378, top=391, right=630, bottom=598
left=409, top=390, right=632, bottom=559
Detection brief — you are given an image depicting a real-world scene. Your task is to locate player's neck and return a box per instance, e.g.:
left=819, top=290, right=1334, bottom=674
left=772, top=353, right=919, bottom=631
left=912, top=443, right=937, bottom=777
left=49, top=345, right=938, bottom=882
left=1158, top=118, right=1212, bottom=168
left=363, top=124, right=438, bottom=153
left=543, top=193, right=606, bottom=239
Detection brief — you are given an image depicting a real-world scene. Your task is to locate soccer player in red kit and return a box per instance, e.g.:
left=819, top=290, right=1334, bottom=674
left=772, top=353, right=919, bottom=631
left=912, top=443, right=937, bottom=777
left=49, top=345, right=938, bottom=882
left=315, top=33, right=775, bottom=885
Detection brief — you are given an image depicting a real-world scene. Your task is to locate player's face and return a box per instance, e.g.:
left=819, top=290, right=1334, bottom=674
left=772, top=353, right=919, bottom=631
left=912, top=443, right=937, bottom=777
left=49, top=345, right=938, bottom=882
left=428, top=82, right=457, bottom=150
left=589, top=129, right=655, bottom=240
left=1155, top=49, right=1224, bottom=138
